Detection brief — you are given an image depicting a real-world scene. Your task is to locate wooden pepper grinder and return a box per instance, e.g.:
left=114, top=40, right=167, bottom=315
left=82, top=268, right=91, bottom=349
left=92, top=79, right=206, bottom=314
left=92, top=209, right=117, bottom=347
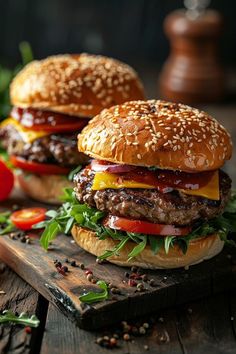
left=159, top=0, right=225, bottom=104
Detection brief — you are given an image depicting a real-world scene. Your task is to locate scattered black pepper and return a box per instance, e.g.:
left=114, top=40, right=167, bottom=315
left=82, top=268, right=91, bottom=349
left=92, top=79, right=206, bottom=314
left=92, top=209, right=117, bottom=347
left=70, top=260, right=77, bottom=267
left=149, top=279, right=156, bottom=287
left=131, top=266, right=138, bottom=273
left=87, top=274, right=93, bottom=282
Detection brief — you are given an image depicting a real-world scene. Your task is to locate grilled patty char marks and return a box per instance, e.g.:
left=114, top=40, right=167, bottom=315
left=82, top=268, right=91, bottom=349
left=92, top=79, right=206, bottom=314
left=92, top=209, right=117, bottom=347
left=0, top=124, right=89, bottom=167
left=74, top=168, right=231, bottom=226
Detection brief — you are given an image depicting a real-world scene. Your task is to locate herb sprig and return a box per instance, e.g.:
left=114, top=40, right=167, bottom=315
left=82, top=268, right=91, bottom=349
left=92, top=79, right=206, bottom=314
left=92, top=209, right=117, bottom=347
left=0, top=310, right=40, bottom=327
left=79, top=281, right=109, bottom=304
left=37, top=189, right=236, bottom=262
left=0, top=211, right=15, bottom=235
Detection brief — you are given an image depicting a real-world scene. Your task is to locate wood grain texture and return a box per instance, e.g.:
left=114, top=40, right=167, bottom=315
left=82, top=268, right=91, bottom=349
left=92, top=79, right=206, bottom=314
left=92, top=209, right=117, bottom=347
left=0, top=230, right=236, bottom=330
left=0, top=262, right=48, bottom=354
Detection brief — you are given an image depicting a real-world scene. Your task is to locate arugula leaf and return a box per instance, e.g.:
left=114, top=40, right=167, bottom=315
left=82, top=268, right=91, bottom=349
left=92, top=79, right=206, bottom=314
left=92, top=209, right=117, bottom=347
left=0, top=211, right=15, bottom=235
left=38, top=188, right=236, bottom=262
left=79, top=280, right=109, bottom=304
left=149, top=236, right=163, bottom=255
left=40, top=221, right=61, bottom=250
left=128, top=236, right=147, bottom=261
left=0, top=310, right=40, bottom=327
left=98, top=236, right=130, bottom=260
left=164, top=236, right=175, bottom=254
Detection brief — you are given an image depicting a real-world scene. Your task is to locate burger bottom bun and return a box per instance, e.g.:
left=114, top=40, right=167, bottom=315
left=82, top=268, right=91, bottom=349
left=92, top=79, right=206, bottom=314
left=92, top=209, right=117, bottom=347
left=71, top=225, right=224, bottom=269
left=17, top=170, right=73, bottom=205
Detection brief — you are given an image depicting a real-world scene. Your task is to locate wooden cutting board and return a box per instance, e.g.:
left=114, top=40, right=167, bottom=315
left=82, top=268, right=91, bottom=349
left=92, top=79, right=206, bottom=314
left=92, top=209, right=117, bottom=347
left=0, top=188, right=236, bottom=330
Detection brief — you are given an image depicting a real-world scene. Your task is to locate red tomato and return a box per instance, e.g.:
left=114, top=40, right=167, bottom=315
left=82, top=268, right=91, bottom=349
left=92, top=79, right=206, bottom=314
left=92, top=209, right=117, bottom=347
left=11, top=107, right=88, bottom=132
left=0, top=160, right=14, bottom=201
left=103, top=215, right=191, bottom=236
left=10, top=156, right=70, bottom=175
left=10, top=207, right=47, bottom=230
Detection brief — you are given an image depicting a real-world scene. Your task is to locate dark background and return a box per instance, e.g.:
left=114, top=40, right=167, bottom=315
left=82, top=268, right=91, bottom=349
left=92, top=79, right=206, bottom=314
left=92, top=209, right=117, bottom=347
left=0, top=0, right=236, bottom=69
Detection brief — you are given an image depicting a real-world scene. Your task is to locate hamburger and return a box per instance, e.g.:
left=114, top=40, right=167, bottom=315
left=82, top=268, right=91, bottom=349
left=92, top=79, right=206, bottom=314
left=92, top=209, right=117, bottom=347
left=69, top=99, right=233, bottom=269
left=0, top=54, right=144, bottom=204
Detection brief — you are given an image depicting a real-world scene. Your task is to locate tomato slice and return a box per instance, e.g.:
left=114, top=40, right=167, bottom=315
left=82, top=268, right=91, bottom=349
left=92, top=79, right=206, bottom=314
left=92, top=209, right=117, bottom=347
left=10, top=156, right=70, bottom=175
left=103, top=215, right=191, bottom=236
left=0, top=160, right=14, bottom=201
left=10, top=207, right=47, bottom=230
left=11, top=107, right=88, bottom=132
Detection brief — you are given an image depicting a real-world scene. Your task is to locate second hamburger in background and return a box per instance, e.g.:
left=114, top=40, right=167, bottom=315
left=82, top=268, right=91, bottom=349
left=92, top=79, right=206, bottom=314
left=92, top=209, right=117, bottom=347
left=0, top=54, right=144, bottom=204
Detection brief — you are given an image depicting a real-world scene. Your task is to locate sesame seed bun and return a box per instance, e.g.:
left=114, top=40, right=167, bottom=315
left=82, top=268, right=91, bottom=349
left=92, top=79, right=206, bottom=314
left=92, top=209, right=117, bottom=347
left=78, top=100, right=232, bottom=172
left=10, top=54, right=145, bottom=118
left=71, top=225, right=224, bottom=269
left=17, top=171, right=72, bottom=204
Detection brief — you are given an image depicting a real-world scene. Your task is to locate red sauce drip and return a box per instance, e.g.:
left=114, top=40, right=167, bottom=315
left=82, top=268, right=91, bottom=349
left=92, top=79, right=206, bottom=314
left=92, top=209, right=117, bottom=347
left=89, top=160, right=216, bottom=192
left=11, top=107, right=88, bottom=131
left=121, top=168, right=215, bottom=191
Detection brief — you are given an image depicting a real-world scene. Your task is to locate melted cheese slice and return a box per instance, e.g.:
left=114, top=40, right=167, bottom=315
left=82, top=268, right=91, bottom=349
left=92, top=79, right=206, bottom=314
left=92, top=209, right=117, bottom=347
left=92, top=170, right=220, bottom=201
left=0, top=118, right=50, bottom=143
left=180, top=170, right=219, bottom=200
left=92, top=172, right=155, bottom=190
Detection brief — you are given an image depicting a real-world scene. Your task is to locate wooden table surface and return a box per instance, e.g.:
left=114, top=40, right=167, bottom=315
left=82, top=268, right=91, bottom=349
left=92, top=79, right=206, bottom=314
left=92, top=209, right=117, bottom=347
left=0, top=100, right=236, bottom=353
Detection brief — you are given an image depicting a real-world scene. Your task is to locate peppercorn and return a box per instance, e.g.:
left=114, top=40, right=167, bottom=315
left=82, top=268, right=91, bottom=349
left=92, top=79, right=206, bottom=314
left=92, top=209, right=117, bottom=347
left=65, top=258, right=70, bottom=263
left=61, top=266, right=68, bottom=273
left=96, top=258, right=104, bottom=264
left=124, top=271, right=130, bottom=278
left=87, top=274, right=93, bottom=282
left=159, top=333, right=167, bottom=343
left=149, top=279, right=156, bottom=287
left=70, top=260, right=76, bottom=267
left=95, top=337, right=103, bottom=345
left=123, top=333, right=130, bottom=341
left=128, top=279, right=137, bottom=287
left=131, top=266, right=138, bottom=273
left=20, top=236, right=26, bottom=243
left=137, top=283, right=144, bottom=292
left=139, top=326, right=146, bottom=335
left=54, top=260, right=62, bottom=267
left=109, top=337, right=117, bottom=346
left=143, top=322, right=149, bottom=329
left=91, top=278, right=97, bottom=284
left=141, top=274, right=148, bottom=282
left=24, top=326, right=32, bottom=334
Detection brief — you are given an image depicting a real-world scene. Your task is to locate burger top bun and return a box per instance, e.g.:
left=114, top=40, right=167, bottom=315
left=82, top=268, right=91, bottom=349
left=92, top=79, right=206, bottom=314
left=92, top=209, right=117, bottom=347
left=78, top=100, right=232, bottom=172
left=10, top=54, right=145, bottom=118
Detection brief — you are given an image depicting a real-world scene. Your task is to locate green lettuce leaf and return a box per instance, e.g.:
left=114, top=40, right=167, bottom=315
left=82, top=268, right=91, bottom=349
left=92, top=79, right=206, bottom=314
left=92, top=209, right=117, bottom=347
left=37, top=188, right=236, bottom=262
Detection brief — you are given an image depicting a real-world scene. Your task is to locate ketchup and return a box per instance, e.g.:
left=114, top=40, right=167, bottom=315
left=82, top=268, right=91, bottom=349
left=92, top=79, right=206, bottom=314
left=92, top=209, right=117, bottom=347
left=89, top=160, right=215, bottom=193
left=123, top=168, right=215, bottom=191
left=11, top=107, right=88, bottom=131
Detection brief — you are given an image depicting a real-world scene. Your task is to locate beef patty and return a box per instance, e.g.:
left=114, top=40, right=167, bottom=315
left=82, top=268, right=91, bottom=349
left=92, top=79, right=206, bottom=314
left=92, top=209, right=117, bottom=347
left=0, top=124, right=89, bottom=167
left=74, top=168, right=231, bottom=226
